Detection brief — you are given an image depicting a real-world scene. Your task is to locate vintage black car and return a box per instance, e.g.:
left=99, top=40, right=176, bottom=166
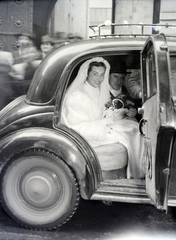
left=0, top=24, right=176, bottom=230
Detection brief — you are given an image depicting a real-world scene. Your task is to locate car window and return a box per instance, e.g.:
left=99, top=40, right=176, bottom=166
left=143, top=47, right=157, bottom=102
left=65, top=54, right=141, bottom=91
left=170, top=55, right=176, bottom=96
left=147, top=49, right=157, bottom=97
left=60, top=53, right=142, bottom=126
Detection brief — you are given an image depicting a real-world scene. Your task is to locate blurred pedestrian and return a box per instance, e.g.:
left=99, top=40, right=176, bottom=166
left=40, top=35, right=55, bottom=59
left=0, top=51, right=16, bottom=110
left=54, top=32, right=69, bottom=48
left=9, top=32, right=42, bottom=96
left=67, top=32, right=83, bottom=42
left=15, top=32, right=41, bottom=64
left=10, top=52, right=41, bottom=96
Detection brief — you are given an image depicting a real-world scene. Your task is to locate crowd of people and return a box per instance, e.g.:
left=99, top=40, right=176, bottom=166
left=0, top=32, right=83, bottom=111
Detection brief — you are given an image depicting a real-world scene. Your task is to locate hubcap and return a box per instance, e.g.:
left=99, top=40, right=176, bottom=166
left=19, top=167, right=62, bottom=209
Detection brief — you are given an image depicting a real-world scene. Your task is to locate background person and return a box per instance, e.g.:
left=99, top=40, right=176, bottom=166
left=9, top=32, right=42, bottom=96
left=0, top=51, right=16, bottom=110
left=40, top=35, right=55, bottom=59
left=15, top=32, right=41, bottom=64
left=67, top=32, right=83, bottom=43
left=54, top=32, right=69, bottom=48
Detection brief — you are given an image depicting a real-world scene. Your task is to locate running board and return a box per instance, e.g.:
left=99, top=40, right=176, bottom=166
left=91, top=179, right=151, bottom=204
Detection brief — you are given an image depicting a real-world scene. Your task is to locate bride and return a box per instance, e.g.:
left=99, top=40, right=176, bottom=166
left=61, top=57, right=144, bottom=179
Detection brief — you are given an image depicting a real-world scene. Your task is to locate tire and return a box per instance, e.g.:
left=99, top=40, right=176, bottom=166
left=0, top=149, right=80, bottom=230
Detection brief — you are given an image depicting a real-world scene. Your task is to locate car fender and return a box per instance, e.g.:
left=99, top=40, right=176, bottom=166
left=0, top=127, right=98, bottom=199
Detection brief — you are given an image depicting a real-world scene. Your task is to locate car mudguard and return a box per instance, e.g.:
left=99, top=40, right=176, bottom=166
left=0, top=127, right=99, bottom=199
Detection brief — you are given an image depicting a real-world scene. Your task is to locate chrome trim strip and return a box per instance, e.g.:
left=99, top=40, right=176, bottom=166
left=91, top=192, right=151, bottom=204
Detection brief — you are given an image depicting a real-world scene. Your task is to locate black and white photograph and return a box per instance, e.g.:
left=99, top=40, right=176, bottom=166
left=0, top=0, right=176, bottom=239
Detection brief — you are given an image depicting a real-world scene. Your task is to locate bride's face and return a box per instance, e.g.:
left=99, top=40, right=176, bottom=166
left=87, top=66, right=105, bottom=88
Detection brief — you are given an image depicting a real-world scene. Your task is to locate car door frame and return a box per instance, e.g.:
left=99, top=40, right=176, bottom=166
left=140, top=34, right=175, bottom=210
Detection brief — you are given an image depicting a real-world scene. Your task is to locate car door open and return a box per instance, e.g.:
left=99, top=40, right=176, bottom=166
left=140, top=34, right=175, bottom=211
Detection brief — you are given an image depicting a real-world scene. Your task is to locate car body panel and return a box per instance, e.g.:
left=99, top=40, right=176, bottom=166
left=0, top=127, right=100, bottom=199
left=0, top=95, right=54, bottom=138
left=168, top=137, right=176, bottom=206
left=141, top=34, right=176, bottom=210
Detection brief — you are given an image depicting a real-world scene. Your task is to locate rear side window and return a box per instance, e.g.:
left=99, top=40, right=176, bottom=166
left=170, top=55, right=176, bottom=96
left=142, top=47, right=157, bottom=102
left=147, top=49, right=157, bottom=98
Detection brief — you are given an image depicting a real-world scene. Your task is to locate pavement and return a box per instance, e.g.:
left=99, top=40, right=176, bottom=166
left=0, top=199, right=176, bottom=240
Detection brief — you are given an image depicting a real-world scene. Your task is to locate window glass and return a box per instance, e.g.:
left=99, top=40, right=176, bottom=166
left=170, top=55, right=176, bottom=96
left=147, top=49, right=157, bottom=98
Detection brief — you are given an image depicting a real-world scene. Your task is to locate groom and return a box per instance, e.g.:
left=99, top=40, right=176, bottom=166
left=108, top=61, right=139, bottom=121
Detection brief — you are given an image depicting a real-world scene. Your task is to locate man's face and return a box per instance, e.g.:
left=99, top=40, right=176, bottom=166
left=87, top=66, right=105, bottom=88
left=109, top=73, right=126, bottom=90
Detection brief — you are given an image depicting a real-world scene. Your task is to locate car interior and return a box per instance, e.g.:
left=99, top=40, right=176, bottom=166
left=63, top=52, right=145, bottom=182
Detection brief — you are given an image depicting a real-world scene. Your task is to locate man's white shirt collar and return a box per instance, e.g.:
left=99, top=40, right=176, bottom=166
left=109, top=85, right=122, bottom=97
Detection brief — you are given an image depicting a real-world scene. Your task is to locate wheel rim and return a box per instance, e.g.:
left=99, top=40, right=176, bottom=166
left=2, top=155, right=73, bottom=225
left=19, top=167, right=63, bottom=209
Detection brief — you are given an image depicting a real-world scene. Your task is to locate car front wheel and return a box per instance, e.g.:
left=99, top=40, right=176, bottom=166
left=0, top=149, right=80, bottom=230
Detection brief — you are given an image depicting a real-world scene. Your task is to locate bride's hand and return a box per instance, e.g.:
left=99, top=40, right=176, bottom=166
left=113, top=108, right=127, bottom=121
left=103, top=107, right=114, bottom=118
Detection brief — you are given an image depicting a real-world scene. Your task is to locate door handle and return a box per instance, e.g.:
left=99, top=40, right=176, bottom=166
left=139, top=118, right=147, bottom=135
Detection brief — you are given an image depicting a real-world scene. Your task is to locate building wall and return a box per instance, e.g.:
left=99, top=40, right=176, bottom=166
left=89, top=0, right=112, bottom=36
left=112, top=0, right=176, bottom=35
left=89, top=0, right=112, bottom=8
left=160, top=0, right=176, bottom=23
left=114, top=0, right=154, bottom=34
left=90, top=8, right=112, bottom=26
left=50, top=0, right=176, bottom=39
left=159, top=0, right=176, bottom=35
left=51, top=0, right=89, bottom=39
